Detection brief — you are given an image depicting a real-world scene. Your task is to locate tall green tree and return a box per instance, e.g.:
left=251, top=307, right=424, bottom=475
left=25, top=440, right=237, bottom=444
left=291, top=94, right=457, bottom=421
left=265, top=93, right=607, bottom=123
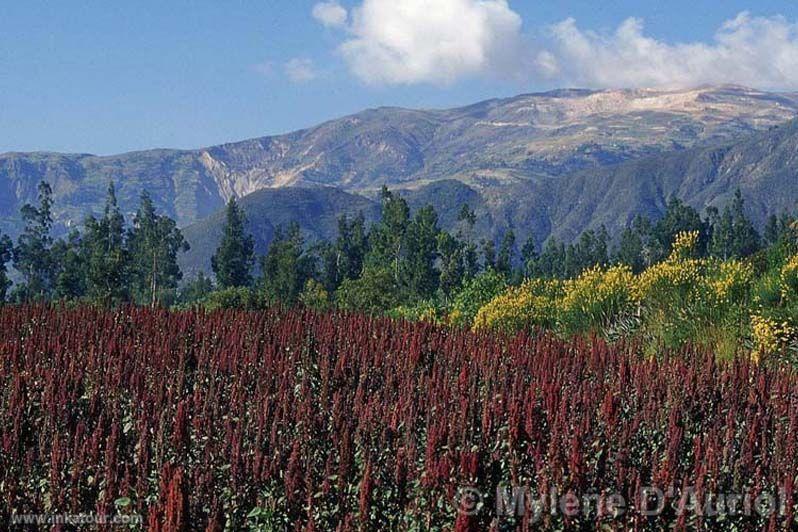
left=763, top=214, right=782, bottom=246
left=520, top=236, right=539, bottom=279
left=403, top=205, right=440, bottom=299
left=652, top=197, right=707, bottom=260
left=320, top=212, right=369, bottom=292
left=708, top=206, right=733, bottom=260
left=337, top=212, right=368, bottom=282
left=211, top=198, right=255, bottom=289
left=729, top=190, right=760, bottom=258
left=260, top=223, right=315, bottom=305
left=83, top=182, right=129, bottom=304
left=437, top=231, right=465, bottom=299
left=496, top=230, right=516, bottom=277
left=179, top=271, right=215, bottom=306
left=708, top=190, right=760, bottom=260
left=456, top=204, right=480, bottom=280
left=463, top=242, right=480, bottom=280
left=565, top=227, right=609, bottom=276
left=614, top=225, right=645, bottom=273
left=128, top=191, right=190, bottom=307
left=14, top=181, right=56, bottom=300
left=762, top=212, right=796, bottom=256
left=367, top=187, right=410, bottom=283
left=632, top=215, right=657, bottom=268
left=317, top=241, right=341, bottom=295
left=53, top=229, right=86, bottom=300
left=456, top=204, right=477, bottom=238
left=532, top=238, right=567, bottom=279
left=481, top=238, right=496, bottom=271
left=335, top=266, right=401, bottom=313
left=0, top=233, right=12, bottom=303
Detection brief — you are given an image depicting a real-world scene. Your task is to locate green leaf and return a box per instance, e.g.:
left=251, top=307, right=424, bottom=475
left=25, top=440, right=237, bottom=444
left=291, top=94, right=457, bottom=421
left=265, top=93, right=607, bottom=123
left=114, top=497, right=132, bottom=507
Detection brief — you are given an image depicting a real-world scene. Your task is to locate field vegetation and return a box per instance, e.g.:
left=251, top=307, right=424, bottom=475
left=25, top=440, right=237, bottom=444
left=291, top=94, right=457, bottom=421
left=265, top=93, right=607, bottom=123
left=1, top=306, right=796, bottom=529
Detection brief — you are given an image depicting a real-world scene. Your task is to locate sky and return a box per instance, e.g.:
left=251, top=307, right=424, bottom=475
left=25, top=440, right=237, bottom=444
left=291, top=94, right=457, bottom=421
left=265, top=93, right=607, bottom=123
left=1, top=0, right=798, bottom=155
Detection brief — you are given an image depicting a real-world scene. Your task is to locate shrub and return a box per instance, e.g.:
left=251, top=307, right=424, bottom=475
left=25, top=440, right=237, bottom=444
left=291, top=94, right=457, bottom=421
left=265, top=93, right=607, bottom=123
left=198, top=286, right=262, bottom=311
left=753, top=270, right=783, bottom=307
left=780, top=254, right=798, bottom=303
left=751, top=313, right=794, bottom=360
left=472, top=278, right=561, bottom=333
left=634, top=256, right=704, bottom=307
left=298, top=279, right=330, bottom=311
left=447, top=270, right=507, bottom=327
left=387, top=299, right=443, bottom=324
left=706, top=259, right=754, bottom=308
left=335, top=267, right=401, bottom=312
left=557, top=265, right=635, bottom=334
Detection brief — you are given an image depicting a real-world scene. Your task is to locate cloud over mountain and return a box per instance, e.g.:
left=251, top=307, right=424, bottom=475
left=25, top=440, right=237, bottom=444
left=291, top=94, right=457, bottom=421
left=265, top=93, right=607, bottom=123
left=312, top=2, right=798, bottom=89
left=314, top=0, right=523, bottom=85
left=543, top=12, right=798, bottom=89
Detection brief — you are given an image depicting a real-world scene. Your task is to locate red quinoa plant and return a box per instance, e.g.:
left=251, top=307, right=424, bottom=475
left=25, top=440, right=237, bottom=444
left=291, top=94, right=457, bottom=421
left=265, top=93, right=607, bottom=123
left=0, top=305, right=796, bottom=530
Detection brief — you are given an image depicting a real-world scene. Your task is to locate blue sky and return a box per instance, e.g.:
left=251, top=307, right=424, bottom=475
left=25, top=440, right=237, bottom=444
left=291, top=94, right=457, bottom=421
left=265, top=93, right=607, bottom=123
left=1, top=0, right=797, bottom=155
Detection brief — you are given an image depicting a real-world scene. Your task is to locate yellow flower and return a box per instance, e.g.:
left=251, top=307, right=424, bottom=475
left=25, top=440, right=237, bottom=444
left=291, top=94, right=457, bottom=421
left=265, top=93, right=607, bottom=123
left=779, top=254, right=798, bottom=302
left=558, top=265, right=635, bottom=332
left=634, top=257, right=704, bottom=303
left=448, top=308, right=464, bottom=327
left=472, top=278, right=561, bottom=333
left=670, top=230, right=700, bottom=261
left=707, top=260, right=754, bottom=306
left=751, top=313, right=793, bottom=359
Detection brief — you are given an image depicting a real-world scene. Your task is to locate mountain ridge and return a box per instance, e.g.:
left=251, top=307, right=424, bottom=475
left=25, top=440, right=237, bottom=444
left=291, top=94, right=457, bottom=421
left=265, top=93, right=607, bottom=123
left=3, top=85, right=798, bottom=274
left=178, top=117, right=798, bottom=275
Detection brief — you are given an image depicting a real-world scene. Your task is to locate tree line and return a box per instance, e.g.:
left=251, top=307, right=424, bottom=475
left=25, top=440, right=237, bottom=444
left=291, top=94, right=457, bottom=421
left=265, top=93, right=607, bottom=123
left=199, top=186, right=780, bottom=313
left=0, top=181, right=188, bottom=306
left=0, top=181, right=783, bottom=311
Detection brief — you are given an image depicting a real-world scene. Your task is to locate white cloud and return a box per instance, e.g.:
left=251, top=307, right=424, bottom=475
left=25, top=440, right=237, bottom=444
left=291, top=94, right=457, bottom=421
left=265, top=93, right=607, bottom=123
left=312, top=3, right=798, bottom=90
left=312, top=1, right=348, bottom=28
left=541, top=12, right=798, bottom=89
left=285, top=58, right=318, bottom=83
left=332, top=0, right=523, bottom=85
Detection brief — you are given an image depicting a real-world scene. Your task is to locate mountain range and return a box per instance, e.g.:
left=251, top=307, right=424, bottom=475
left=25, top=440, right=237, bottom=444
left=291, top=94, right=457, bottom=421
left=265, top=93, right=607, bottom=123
left=2, top=85, right=798, bottom=275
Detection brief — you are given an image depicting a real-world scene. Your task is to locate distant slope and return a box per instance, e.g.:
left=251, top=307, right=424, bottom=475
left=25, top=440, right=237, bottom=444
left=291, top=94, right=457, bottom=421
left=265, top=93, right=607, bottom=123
left=179, top=187, right=380, bottom=276
left=549, top=119, right=798, bottom=241
left=2, top=86, right=797, bottom=239
left=179, top=180, right=505, bottom=275
left=0, top=150, right=223, bottom=237
left=177, top=113, right=798, bottom=275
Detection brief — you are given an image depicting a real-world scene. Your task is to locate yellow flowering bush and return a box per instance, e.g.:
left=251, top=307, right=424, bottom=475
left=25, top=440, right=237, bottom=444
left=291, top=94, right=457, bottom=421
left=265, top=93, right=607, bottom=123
left=751, top=314, right=793, bottom=359
left=706, top=260, right=754, bottom=307
left=462, top=229, right=798, bottom=361
left=779, top=255, right=798, bottom=303
left=447, top=308, right=464, bottom=327
left=298, top=279, right=330, bottom=310
left=634, top=257, right=704, bottom=304
left=633, top=231, right=707, bottom=306
left=472, top=278, right=561, bottom=333
left=631, top=232, right=719, bottom=349
left=558, top=265, right=635, bottom=334
left=670, top=230, right=700, bottom=261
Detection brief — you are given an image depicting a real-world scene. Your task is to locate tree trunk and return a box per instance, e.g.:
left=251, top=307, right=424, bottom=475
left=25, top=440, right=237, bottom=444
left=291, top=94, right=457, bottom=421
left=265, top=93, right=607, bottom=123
left=151, top=252, right=158, bottom=308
